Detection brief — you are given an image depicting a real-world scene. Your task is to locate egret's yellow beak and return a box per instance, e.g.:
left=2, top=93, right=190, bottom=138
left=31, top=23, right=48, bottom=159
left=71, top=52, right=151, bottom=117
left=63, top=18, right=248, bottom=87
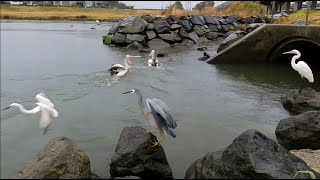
left=282, top=50, right=294, bottom=54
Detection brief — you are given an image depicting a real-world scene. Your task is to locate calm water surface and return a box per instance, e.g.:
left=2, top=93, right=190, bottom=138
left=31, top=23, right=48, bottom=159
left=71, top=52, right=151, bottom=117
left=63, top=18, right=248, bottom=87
left=1, top=20, right=320, bottom=178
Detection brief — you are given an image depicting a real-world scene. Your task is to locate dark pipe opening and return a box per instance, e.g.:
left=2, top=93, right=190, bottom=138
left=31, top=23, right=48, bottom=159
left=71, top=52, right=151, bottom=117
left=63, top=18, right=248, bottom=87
left=267, top=38, right=320, bottom=69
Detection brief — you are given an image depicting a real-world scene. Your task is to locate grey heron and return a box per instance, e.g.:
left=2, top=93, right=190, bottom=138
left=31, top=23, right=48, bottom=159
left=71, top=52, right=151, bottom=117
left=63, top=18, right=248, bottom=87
left=283, top=49, right=314, bottom=93
left=123, top=88, right=177, bottom=147
left=108, top=55, right=141, bottom=77
left=148, top=50, right=159, bottom=67
left=1, top=92, right=59, bottom=134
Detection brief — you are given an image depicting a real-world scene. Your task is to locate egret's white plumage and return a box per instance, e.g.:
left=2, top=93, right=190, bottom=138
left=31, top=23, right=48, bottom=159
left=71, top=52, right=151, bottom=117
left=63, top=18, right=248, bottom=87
left=96, top=20, right=100, bottom=25
left=148, top=50, right=159, bottom=67
left=283, top=49, right=314, bottom=93
left=123, top=88, right=177, bottom=147
left=108, top=55, right=141, bottom=77
left=1, top=92, right=59, bottom=134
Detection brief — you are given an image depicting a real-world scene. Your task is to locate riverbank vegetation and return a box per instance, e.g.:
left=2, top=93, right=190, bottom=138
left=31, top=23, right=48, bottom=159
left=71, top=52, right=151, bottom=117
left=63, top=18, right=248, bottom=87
left=1, top=2, right=319, bottom=25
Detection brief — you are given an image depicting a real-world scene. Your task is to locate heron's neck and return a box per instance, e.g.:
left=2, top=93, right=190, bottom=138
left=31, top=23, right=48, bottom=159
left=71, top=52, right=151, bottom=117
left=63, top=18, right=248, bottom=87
left=14, top=104, right=40, bottom=114
left=151, top=53, right=155, bottom=60
left=124, top=57, right=130, bottom=69
left=291, top=53, right=300, bottom=70
left=136, top=91, right=146, bottom=115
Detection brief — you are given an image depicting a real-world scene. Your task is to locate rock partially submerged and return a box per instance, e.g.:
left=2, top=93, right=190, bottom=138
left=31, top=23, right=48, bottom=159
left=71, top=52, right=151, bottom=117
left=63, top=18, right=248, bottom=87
left=198, top=52, right=211, bottom=61
left=110, top=126, right=173, bottom=179
left=10, top=137, right=91, bottom=179
left=275, top=111, right=320, bottom=150
left=281, top=87, right=320, bottom=115
left=185, top=129, right=320, bottom=179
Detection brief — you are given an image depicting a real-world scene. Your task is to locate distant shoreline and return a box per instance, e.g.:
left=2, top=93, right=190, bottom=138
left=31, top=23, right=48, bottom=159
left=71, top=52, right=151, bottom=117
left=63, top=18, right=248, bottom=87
left=0, top=17, right=121, bottom=22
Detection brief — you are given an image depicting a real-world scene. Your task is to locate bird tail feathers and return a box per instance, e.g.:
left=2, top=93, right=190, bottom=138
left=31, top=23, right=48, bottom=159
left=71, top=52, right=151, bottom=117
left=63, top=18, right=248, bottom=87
left=168, top=129, right=176, bottom=138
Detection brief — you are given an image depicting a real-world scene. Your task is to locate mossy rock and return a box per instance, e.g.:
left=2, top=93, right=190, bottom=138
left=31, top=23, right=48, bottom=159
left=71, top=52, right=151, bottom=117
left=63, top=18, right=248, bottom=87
left=103, top=35, right=112, bottom=45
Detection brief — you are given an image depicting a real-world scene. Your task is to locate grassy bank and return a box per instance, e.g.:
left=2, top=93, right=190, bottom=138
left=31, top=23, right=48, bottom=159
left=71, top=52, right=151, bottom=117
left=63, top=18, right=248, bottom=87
left=1, top=4, right=319, bottom=25
left=0, top=6, right=162, bottom=21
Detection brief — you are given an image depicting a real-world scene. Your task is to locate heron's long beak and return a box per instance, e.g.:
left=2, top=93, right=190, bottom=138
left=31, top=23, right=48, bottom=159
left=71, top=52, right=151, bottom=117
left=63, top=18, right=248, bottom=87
left=282, top=51, right=294, bottom=54
left=123, top=91, right=131, bottom=94
left=127, top=59, right=134, bottom=65
left=1, top=106, right=11, bottom=111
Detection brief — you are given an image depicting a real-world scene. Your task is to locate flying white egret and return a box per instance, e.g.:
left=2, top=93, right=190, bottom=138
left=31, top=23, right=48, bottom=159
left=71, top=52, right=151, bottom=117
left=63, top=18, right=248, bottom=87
left=1, top=92, right=59, bottom=134
left=148, top=50, right=159, bottom=67
left=283, top=49, right=314, bottom=94
left=108, top=55, right=141, bottom=77
left=123, top=88, right=177, bottom=147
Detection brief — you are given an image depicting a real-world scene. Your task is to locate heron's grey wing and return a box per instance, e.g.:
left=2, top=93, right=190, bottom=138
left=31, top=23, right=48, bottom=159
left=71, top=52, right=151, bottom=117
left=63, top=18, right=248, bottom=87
left=146, top=99, right=175, bottom=130
left=152, top=98, right=177, bottom=129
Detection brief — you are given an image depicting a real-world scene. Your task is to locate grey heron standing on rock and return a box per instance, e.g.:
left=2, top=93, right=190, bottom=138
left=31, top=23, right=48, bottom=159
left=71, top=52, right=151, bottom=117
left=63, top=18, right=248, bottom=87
left=283, top=49, right=314, bottom=94
left=123, top=88, right=177, bottom=147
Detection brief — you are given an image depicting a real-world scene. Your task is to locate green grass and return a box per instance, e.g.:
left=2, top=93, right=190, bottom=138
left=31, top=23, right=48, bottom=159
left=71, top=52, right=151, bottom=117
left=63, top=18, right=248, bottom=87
left=293, top=170, right=317, bottom=179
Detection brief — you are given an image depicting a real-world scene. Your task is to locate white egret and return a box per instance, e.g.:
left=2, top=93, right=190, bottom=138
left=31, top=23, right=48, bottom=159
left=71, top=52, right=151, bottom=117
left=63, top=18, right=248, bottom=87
left=1, top=92, right=59, bottom=134
left=148, top=50, right=159, bottom=67
left=123, top=88, right=177, bottom=147
left=96, top=20, right=100, bottom=25
left=108, top=55, right=141, bottom=77
left=283, top=49, right=314, bottom=94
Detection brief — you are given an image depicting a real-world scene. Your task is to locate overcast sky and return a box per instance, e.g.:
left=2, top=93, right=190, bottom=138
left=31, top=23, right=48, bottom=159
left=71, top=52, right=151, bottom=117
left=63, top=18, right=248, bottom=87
left=120, top=1, right=226, bottom=9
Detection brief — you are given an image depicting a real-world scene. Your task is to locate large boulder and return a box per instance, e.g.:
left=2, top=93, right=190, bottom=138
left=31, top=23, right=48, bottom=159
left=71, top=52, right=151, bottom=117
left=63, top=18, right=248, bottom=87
left=166, top=15, right=178, bottom=24
left=170, top=24, right=181, bottom=30
left=275, top=111, right=320, bottom=150
left=186, top=129, right=320, bottom=179
left=203, top=16, right=220, bottom=25
left=112, top=32, right=127, bottom=44
left=178, top=28, right=191, bottom=39
left=10, top=137, right=91, bottom=179
left=154, top=20, right=170, bottom=34
left=217, top=30, right=247, bottom=53
left=110, top=126, right=173, bottom=179
left=188, top=31, right=200, bottom=44
left=193, top=25, right=204, bottom=36
left=146, top=30, right=156, bottom=40
left=126, top=41, right=144, bottom=50
left=179, top=20, right=192, bottom=32
left=141, top=15, right=156, bottom=23
left=103, top=35, right=113, bottom=45
left=205, top=32, right=219, bottom=40
left=126, top=34, right=145, bottom=44
left=281, top=88, right=320, bottom=115
left=190, top=16, right=205, bottom=25
left=158, top=33, right=175, bottom=44
left=118, top=16, right=148, bottom=34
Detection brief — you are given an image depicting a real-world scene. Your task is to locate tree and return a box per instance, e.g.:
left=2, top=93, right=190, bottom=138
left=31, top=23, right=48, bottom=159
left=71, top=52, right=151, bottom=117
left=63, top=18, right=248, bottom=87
left=172, top=1, right=184, bottom=10
left=193, top=1, right=215, bottom=11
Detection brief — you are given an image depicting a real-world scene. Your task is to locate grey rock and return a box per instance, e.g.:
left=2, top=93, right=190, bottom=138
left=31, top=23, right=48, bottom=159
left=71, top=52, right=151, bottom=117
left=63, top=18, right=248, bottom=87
left=276, top=111, right=320, bottom=150
left=199, top=36, right=210, bottom=43
left=216, top=16, right=227, bottom=25
left=188, top=31, right=200, bottom=44
left=190, top=16, right=205, bottom=25
left=217, top=30, right=247, bottom=53
left=110, top=126, right=173, bottom=179
left=197, top=46, right=208, bottom=51
left=157, top=52, right=168, bottom=57
left=146, top=23, right=155, bottom=30
left=170, top=24, right=181, bottom=30
left=108, top=21, right=121, bottom=34
left=225, top=16, right=238, bottom=24
left=138, top=49, right=150, bottom=53
left=198, top=52, right=211, bottom=61
left=112, top=32, right=127, bottom=44
left=126, top=34, right=145, bottom=43
left=178, top=28, right=191, bottom=39
left=281, top=88, right=320, bottom=115
left=220, top=24, right=229, bottom=32
left=208, top=24, right=220, bottom=32
left=126, top=41, right=144, bottom=50
left=103, top=35, right=113, bottom=45
left=166, top=15, right=178, bottom=24
left=10, top=137, right=91, bottom=179
left=146, top=30, right=156, bottom=40
left=179, top=20, right=192, bottom=32
left=246, top=23, right=264, bottom=33
left=147, top=38, right=171, bottom=48
left=91, top=172, right=102, bottom=179
left=118, top=16, right=148, bottom=34
left=203, top=16, right=220, bottom=25
left=171, top=31, right=182, bottom=42
left=141, top=15, right=156, bottom=23
left=191, top=129, right=320, bottom=179
left=205, top=32, right=219, bottom=40
left=180, top=15, right=191, bottom=20
left=158, top=33, right=174, bottom=43
left=193, top=25, right=204, bottom=36
left=154, top=20, right=170, bottom=34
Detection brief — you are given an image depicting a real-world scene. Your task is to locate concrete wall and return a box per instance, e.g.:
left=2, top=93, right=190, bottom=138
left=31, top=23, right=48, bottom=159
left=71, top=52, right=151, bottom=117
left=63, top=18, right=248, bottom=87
left=206, top=24, right=320, bottom=65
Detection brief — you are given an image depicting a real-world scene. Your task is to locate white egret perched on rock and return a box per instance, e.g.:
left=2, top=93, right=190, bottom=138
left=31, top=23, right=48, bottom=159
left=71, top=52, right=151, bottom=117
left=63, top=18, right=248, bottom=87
left=1, top=92, right=59, bottom=134
left=283, top=49, right=314, bottom=94
left=148, top=50, right=159, bottom=67
left=108, top=55, right=141, bottom=77
left=123, top=88, right=177, bottom=147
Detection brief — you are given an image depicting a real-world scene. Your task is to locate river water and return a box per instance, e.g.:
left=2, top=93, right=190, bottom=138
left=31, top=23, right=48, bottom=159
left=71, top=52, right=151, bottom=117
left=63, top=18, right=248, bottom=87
left=1, top=20, right=319, bottom=178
